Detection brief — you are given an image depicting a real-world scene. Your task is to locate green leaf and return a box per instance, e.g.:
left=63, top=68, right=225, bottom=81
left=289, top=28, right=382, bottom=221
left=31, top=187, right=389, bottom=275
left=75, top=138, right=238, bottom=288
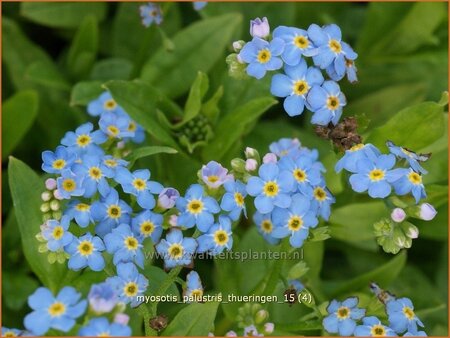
left=2, top=271, right=39, bottom=310
left=8, top=157, right=72, bottom=292
left=104, top=80, right=179, bottom=149
left=330, top=202, right=385, bottom=251
left=90, top=58, right=133, bottom=81
left=141, top=13, right=242, bottom=98
left=125, top=146, right=178, bottom=167
left=70, top=81, right=104, bottom=106
left=2, top=90, right=39, bottom=160
left=163, top=302, right=219, bottom=336
left=179, top=72, right=209, bottom=127
left=67, top=15, right=98, bottom=79
left=144, top=266, right=179, bottom=298
left=275, top=320, right=323, bottom=332
left=202, top=97, right=277, bottom=161
left=365, top=100, right=446, bottom=150
left=329, top=251, right=407, bottom=297
left=20, top=2, right=107, bottom=28
left=25, top=60, right=70, bottom=91
left=202, top=86, right=224, bottom=124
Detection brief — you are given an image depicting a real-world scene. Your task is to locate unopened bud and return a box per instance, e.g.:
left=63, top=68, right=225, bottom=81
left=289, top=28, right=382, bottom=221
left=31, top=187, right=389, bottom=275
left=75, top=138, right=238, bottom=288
left=41, top=191, right=52, bottom=202
left=169, top=214, right=178, bottom=227
left=53, top=189, right=64, bottom=200
left=250, top=17, right=270, bottom=39
left=419, top=203, right=437, bottom=221
left=391, top=208, right=406, bottom=223
left=40, top=203, right=50, bottom=213
left=263, top=152, right=278, bottom=164
left=264, top=322, right=275, bottom=334
left=231, top=158, right=246, bottom=173
left=45, top=178, right=57, bottom=190
left=114, top=313, right=130, bottom=325
left=50, top=200, right=60, bottom=211
left=226, top=331, right=237, bottom=337
left=245, top=159, right=258, bottom=172
left=52, top=211, right=62, bottom=220
left=232, top=40, right=245, bottom=52
left=255, top=309, right=269, bottom=324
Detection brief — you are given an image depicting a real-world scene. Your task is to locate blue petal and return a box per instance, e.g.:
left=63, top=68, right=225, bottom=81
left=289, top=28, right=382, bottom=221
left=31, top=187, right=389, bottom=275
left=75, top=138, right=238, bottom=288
left=349, top=174, right=370, bottom=192
left=255, top=195, right=274, bottom=214
left=368, top=181, right=391, bottom=198
left=246, top=62, right=266, bottom=79
left=270, top=74, right=293, bottom=97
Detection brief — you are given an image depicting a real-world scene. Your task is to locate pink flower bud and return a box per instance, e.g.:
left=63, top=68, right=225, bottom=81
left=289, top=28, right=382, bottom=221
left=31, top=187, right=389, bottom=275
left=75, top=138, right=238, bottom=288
left=45, top=178, right=57, bottom=190
left=420, top=203, right=437, bottom=221
left=264, top=323, right=275, bottom=334
left=169, top=214, right=178, bottom=227
left=114, top=313, right=130, bottom=325
left=391, top=208, right=406, bottom=223
left=245, top=159, right=258, bottom=171
left=53, top=189, right=64, bottom=200
left=250, top=17, right=270, bottom=39
left=263, top=153, right=278, bottom=164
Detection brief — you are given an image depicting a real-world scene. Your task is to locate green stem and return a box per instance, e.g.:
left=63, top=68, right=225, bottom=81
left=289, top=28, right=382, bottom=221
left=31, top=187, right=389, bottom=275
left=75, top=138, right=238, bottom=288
left=151, top=266, right=183, bottom=315
left=258, top=239, right=289, bottom=296
left=136, top=304, right=157, bottom=336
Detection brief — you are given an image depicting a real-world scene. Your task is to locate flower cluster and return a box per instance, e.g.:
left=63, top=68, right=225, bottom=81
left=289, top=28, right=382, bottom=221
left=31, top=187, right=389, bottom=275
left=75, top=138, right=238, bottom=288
left=230, top=17, right=357, bottom=126
left=336, top=141, right=429, bottom=202
left=323, top=283, right=426, bottom=337
left=244, top=138, right=334, bottom=248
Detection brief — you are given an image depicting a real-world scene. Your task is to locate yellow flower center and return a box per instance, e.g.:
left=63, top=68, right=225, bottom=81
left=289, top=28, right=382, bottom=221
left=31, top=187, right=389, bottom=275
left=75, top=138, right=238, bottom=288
left=207, top=175, right=219, bottom=183
left=336, top=306, right=350, bottom=319
left=349, top=143, right=364, bottom=152
left=104, top=99, right=117, bottom=110
left=190, top=289, right=203, bottom=300
left=293, top=80, right=309, bottom=96
left=257, top=49, right=271, bottom=64
left=3, top=331, right=17, bottom=337
left=329, top=39, right=342, bottom=53
left=52, top=159, right=66, bottom=170
left=107, top=205, right=122, bottom=219
left=313, top=187, right=327, bottom=201
left=187, top=200, right=204, bottom=214
left=403, top=306, right=415, bottom=320
left=140, top=221, right=155, bottom=236
left=263, top=181, right=279, bottom=197
left=124, top=236, right=139, bottom=250
left=370, top=325, right=386, bottom=337
left=132, top=178, right=147, bottom=191
left=75, top=203, right=90, bottom=211
left=98, top=332, right=110, bottom=337
left=123, top=282, right=138, bottom=297
left=408, top=172, right=422, bottom=185
left=326, top=96, right=340, bottom=110
left=104, top=159, right=118, bottom=167
left=128, top=121, right=137, bottom=132
left=261, top=220, right=273, bottom=233
left=107, top=125, right=120, bottom=137
left=78, top=240, right=94, bottom=256
left=293, top=169, right=307, bottom=182
left=288, top=216, right=303, bottom=231
left=52, top=226, right=64, bottom=240
left=168, top=243, right=184, bottom=259
left=294, top=35, right=309, bottom=49
left=62, top=178, right=76, bottom=192
left=369, top=169, right=385, bottom=181
left=76, top=134, right=91, bottom=148
left=48, top=302, right=66, bottom=317
left=234, top=192, right=245, bottom=206
left=214, top=230, right=229, bottom=246
left=89, top=166, right=102, bottom=180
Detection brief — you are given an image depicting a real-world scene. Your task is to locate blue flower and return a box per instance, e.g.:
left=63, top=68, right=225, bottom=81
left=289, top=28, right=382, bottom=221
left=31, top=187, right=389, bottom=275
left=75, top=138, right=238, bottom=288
left=239, top=37, right=285, bottom=79
left=41, top=216, right=74, bottom=252
left=278, top=154, right=322, bottom=194
left=79, top=317, right=131, bottom=337
left=99, top=112, right=134, bottom=140
left=220, top=180, right=247, bottom=221
left=184, top=271, right=204, bottom=302
left=1, top=327, right=29, bottom=337
left=64, top=200, right=92, bottom=228
left=61, top=122, right=107, bottom=155
left=57, top=169, right=85, bottom=199
left=176, top=184, right=220, bottom=232
left=327, top=58, right=358, bottom=83
left=288, top=279, right=305, bottom=293
left=271, top=194, right=318, bottom=248
left=311, top=184, right=335, bottom=221
left=354, top=316, right=396, bottom=337
left=65, top=233, right=106, bottom=271
left=72, top=155, right=114, bottom=198
left=403, top=328, right=427, bottom=336
left=115, top=168, right=163, bottom=209
left=157, top=187, right=180, bottom=209
left=308, top=24, right=358, bottom=80
left=246, top=163, right=294, bottom=214
left=272, top=26, right=318, bottom=65
left=91, top=189, right=132, bottom=237
left=24, top=287, right=87, bottom=335
left=392, top=169, right=426, bottom=203
left=88, top=282, right=118, bottom=314
left=126, top=120, right=145, bottom=144
left=131, top=210, right=163, bottom=243
left=349, top=154, right=404, bottom=198
left=387, top=140, right=428, bottom=174
left=87, top=92, right=122, bottom=117
left=270, top=59, right=324, bottom=117
left=140, top=3, right=163, bottom=27
left=102, top=155, right=129, bottom=175
left=41, top=146, right=76, bottom=174
left=193, top=2, right=207, bottom=11
left=269, top=138, right=301, bottom=158
left=307, top=80, right=346, bottom=126
left=253, top=212, right=280, bottom=245
left=155, top=229, right=198, bottom=269
left=106, top=263, right=148, bottom=307
left=322, top=297, right=365, bottom=336
left=335, top=143, right=381, bottom=173
left=201, top=161, right=233, bottom=189
left=104, top=224, right=145, bottom=268
left=386, top=297, right=424, bottom=334
left=197, top=216, right=233, bottom=255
